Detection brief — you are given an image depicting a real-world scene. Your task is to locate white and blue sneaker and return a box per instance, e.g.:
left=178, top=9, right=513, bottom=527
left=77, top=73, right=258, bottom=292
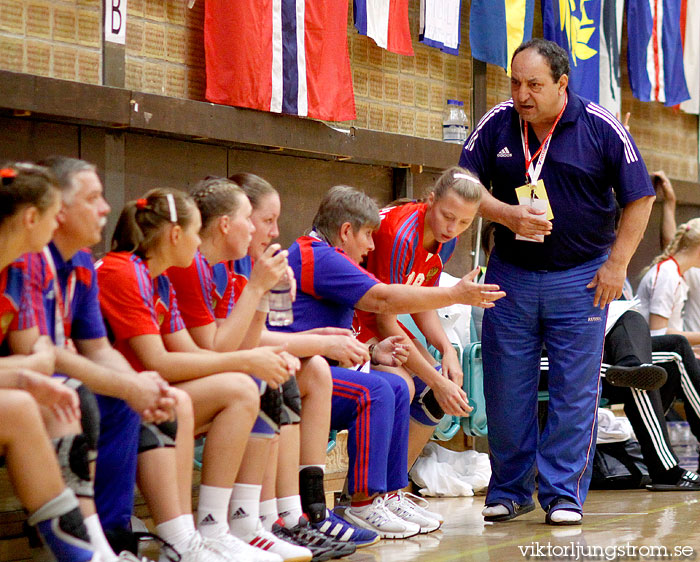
left=314, top=509, right=380, bottom=547
left=384, top=492, right=441, bottom=533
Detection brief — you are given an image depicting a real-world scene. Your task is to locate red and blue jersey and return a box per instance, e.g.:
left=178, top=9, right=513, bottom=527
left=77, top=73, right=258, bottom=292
left=22, top=243, right=107, bottom=344
left=0, top=261, right=35, bottom=345
left=97, top=252, right=185, bottom=371
left=356, top=201, right=456, bottom=340
left=271, top=236, right=379, bottom=333
left=168, top=250, right=238, bottom=327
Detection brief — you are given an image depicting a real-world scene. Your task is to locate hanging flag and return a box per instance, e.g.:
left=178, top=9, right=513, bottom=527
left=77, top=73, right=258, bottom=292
left=205, top=0, right=355, bottom=122
left=353, top=0, right=413, bottom=56
left=680, top=0, right=699, bottom=114
left=469, top=0, right=535, bottom=74
left=419, top=0, right=461, bottom=56
left=626, top=0, right=690, bottom=107
left=542, top=0, right=623, bottom=115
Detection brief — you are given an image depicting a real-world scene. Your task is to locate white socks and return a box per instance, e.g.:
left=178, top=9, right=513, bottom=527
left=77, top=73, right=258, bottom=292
left=550, top=509, right=582, bottom=524
left=197, top=484, right=233, bottom=538
left=482, top=505, right=509, bottom=518
left=156, top=514, right=196, bottom=556
left=277, top=495, right=303, bottom=528
left=84, top=514, right=117, bottom=561
left=259, top=499, right=279, bottom=532
left=228, top=483, right=262, bottom=538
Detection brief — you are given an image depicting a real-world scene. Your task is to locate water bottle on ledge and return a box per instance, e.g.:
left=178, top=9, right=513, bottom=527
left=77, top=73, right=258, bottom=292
left=443, top=99, right=468, bottom=144
left=268, top=273, right=293, bottom=326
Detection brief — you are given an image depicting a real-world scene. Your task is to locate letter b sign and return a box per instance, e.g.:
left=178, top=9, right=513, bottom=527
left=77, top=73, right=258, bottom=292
left=104, top=0, right=127, bottom=44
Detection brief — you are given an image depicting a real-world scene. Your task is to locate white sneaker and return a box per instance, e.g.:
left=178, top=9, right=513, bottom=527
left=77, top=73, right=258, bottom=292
left=342, top=496, right=420, bottom=539
left=244, top=520, right=312, bottom=562
left=384, top=492, right=441, bottom=533
left=117, top=552, right=153, bottom=562
left=176, top=532, right=229, bottom=562
left=206, top=527, right=282, bottom=562
left=395, top=491, right=444, bottom=524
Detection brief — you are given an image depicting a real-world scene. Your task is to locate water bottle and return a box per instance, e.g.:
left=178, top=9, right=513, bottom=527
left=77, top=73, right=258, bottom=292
left=442, top=99, right=468, bottom=144
left=268, top=273, right=294, bottom=326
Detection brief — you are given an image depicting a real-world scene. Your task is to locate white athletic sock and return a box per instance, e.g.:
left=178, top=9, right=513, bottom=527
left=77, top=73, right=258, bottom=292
left=197, top=484, right=233, bottom=539
left=550, top=509, right=582, bottom=523
left=156, top=514, right=196, bottom=555
left=228, top=483, right=262, bottom=538
left=299, top=464, right=325, bottom=473
left=482, top=505, right=509, bottom=517
left=277, top=495, right=303, bottom=528
left=84, top=514, right=117, bottom=561
left=259, top=499, right=279, bottom=532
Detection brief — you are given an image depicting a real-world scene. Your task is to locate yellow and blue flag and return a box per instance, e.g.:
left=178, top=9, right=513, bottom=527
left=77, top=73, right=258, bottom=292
left=469, top=0, right=535, bottom=73
left=542, top=0, right=624, bottom=115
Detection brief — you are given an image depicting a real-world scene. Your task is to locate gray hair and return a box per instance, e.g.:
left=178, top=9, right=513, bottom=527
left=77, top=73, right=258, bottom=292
left=312, top=185, right=380, bottom=245
left=38, top=156, right=96, bottom=204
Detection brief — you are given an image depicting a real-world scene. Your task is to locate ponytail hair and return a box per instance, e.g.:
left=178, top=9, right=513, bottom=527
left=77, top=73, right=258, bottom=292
left=644, top=217, right=700, bottom=275
left=111, top=188, right=195, bottom=259
left=433, top=166, right=482, bottom=204
left=0, top=162, right=59, bottom=228
left=228, top=172, right=277, bottom=210
left=191, top=177, right=245, bottom=232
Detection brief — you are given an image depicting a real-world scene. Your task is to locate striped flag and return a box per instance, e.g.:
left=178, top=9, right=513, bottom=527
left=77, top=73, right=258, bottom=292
left=353, top=0, right=413, bottom=55
left=680, top=0, right=699, bottom=114
left=419, top=0, right=461, bottom=56
left=542, top=0, right=624, bottom=115
left=626, top=0, right=690, bottom=107
left=469, top=0, right=535, bottom=74
left=204, top=0, right=355, bottom=122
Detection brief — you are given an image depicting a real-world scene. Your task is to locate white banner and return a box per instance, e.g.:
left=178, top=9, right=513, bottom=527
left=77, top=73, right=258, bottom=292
left=104, top=0, right=127, bottom=45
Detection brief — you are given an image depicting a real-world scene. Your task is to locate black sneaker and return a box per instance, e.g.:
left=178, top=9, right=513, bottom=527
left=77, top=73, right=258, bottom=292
left=272, top=517, right=355, bottom=561
left=605, top=364, right=667, bottom=391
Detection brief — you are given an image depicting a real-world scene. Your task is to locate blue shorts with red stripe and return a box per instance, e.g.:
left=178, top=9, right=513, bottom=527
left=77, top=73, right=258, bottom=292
left=329, top=366, right=410, bottom=496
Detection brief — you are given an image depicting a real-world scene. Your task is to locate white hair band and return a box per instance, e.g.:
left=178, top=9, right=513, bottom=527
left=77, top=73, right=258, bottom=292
left=166, top=193, right=178, bottom=223
left=453, top=173, right=470, bottom=179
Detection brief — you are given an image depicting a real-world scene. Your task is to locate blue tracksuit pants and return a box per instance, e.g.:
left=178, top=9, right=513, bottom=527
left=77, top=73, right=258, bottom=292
left=94, top=395, right=140, bottom=531
left=330, top=366, right=410, bottom=496
left=482, top=252, right=607, bottom=511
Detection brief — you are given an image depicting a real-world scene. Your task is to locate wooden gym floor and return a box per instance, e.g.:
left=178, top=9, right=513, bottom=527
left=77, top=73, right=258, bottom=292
left=340, top=490, right=700, bottom=562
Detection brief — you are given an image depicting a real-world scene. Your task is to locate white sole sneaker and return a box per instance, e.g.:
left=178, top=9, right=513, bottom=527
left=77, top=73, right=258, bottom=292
left=384, top=493, right=440, bottom=533
left=246, top=521, right=313, bottom=562
left=342, top=497, right=420, bottom=539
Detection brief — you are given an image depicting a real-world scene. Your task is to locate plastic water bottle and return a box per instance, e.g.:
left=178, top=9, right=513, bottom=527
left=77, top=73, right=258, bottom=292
left=268, top=274, right=294, bottom=326
left=442, top=99, right=468, bottom=144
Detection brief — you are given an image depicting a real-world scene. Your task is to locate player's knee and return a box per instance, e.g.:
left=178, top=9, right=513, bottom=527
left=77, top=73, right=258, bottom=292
left=52, top=433, right=93, bottom=498
left=171, top=387, right=194, bottom=431
left=222, top=374, right=260, bottom=417
left=298, top=355, right=332, bottom=397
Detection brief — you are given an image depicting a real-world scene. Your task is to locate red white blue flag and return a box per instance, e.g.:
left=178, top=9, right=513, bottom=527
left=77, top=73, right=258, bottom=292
left=680, top=0, right=699, bottom=114
left=626, top=0, right=690, bottom=107
left=353, top=0, right=414, bottom=55
left=205, top=0, right=356, bottom=122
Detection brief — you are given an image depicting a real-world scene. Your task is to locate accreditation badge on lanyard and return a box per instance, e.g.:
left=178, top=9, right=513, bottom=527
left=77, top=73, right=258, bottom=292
left=43, top=246, right=76, bottom=349
left=514, top=94, right=566, bottom=242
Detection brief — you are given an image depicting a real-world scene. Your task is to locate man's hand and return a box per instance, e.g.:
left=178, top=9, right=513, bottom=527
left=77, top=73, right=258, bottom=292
left=372, top=335, right=409, bottom=367
left=18, top=369, right=81, bottom=423
left=440, top=347, right=463, bottom=388
left=432, top=377, right=472, bottom=417
left=452, top=268, right=506, bottom=308
left=587, top=259, right=626, bottom=308
left=249, top=243, right=289, bottom=294
left=503, top=204, right=552, bottom=240
left=322, top=335, right=370, bottom=367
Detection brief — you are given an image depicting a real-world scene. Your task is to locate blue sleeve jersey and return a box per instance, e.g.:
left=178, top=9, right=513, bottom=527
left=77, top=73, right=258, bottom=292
left=459, top=91, right=655, bottom=271
left=272, top=236, right=380, bottom=332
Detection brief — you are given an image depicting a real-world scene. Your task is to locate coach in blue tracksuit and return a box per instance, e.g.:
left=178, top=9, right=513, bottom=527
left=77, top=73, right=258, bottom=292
left=459, top=39, right=655, bottom=525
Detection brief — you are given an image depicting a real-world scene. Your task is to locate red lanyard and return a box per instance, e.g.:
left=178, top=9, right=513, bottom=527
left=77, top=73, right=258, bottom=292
left=523, top=93, right=568, bottom=184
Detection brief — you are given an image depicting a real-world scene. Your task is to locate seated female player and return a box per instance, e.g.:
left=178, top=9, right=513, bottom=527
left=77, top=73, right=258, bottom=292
left=97, top=188, right=299, bottom=562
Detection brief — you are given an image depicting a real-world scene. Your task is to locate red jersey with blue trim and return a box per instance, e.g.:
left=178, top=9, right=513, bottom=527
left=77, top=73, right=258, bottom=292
left=210, top=260, right=249, bottom=310
left=97, top=252, right=185, bottom=371
left=167, top=250, right=239, bottom=327
left=356, top=202, right=456, bottom=340
left=270, top=236, right=379, bottom=333
left=0, top=262, right=35, bottom=345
